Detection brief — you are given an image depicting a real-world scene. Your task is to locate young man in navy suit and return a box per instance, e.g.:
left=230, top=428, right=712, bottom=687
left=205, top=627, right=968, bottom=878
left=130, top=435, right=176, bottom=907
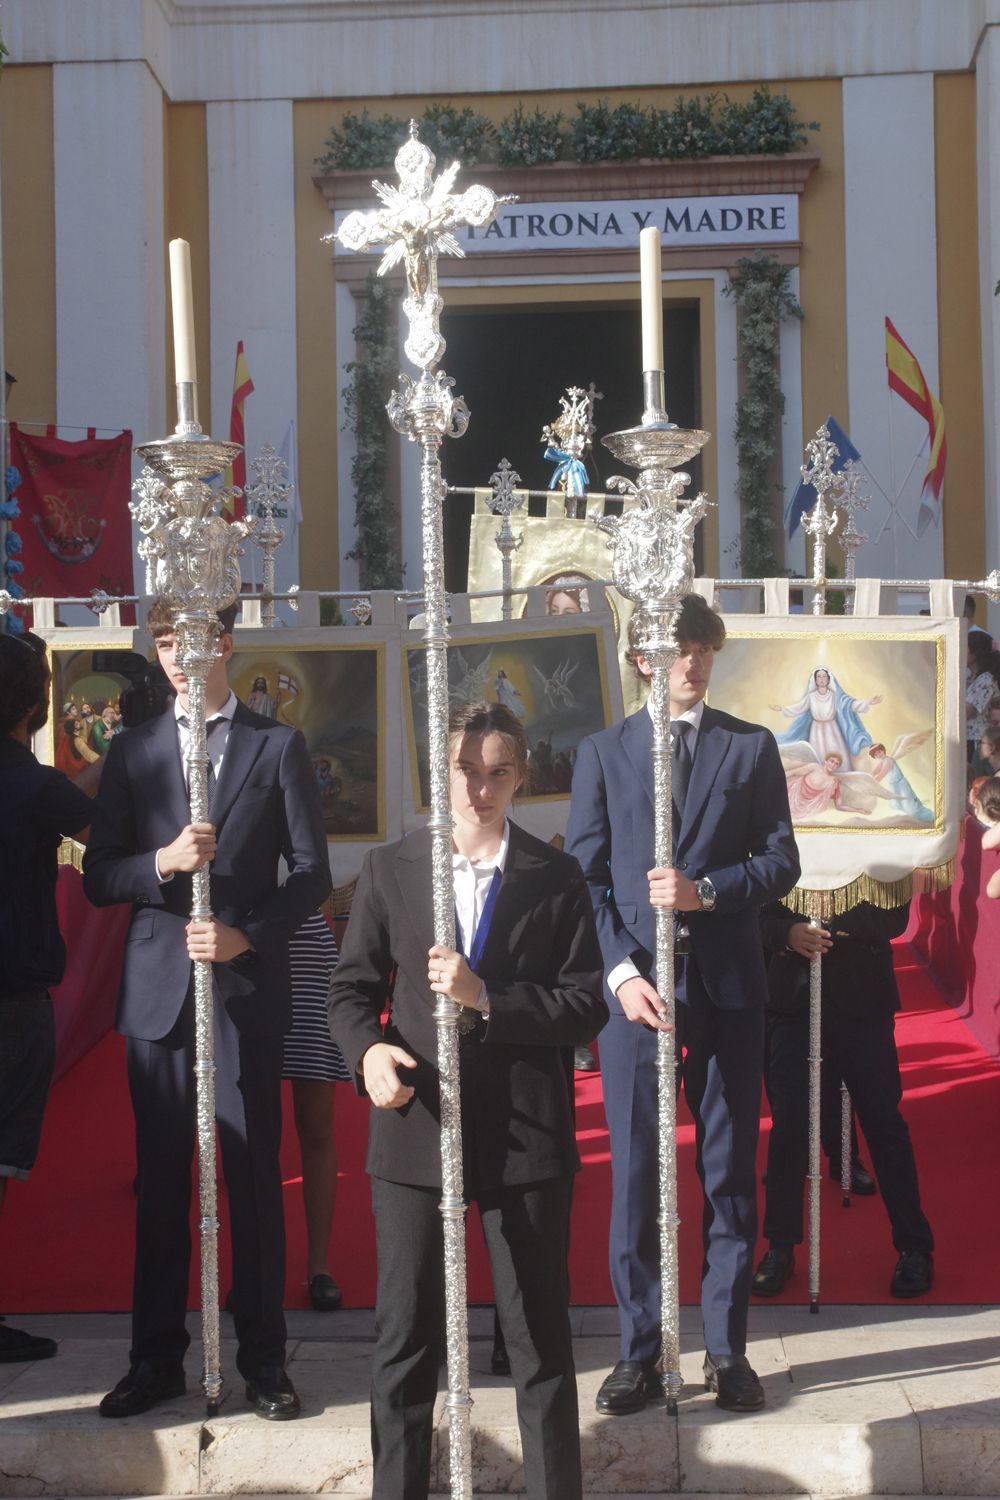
left=84, top=600, right=331, bottom=1421
left=566, top=595, right=799, bottom=1414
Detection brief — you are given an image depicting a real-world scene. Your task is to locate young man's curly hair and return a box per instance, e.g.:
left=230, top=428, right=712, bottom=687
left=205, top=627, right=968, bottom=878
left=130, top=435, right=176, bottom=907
left=625, top=594, right=726, bottom=677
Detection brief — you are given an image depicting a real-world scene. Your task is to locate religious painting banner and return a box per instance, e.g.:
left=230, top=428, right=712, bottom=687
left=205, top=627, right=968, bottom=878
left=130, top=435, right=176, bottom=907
left=230, top=642, right=386, bottom=845
left=403, top=622, right=618, bottom=813
left=9, top=425, right=134, bottom=603
left=711, top=615, right=963, bottom=908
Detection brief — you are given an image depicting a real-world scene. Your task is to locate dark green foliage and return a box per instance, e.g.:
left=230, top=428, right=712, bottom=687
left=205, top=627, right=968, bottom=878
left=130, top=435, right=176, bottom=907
left=419, top=103, right=495, bottom=165
left=342, top=275, right=404, bottom=589
left=726, top=256, right=803, bottom=577
left=648, top=94, right=721, bottom=159
left=714, top=87, right=818, bottom=155
left=572, top=99, right=652, bottom=163
left=496, top=104, right=564, bottom=167
left=316, top=109, right=407, bottom=171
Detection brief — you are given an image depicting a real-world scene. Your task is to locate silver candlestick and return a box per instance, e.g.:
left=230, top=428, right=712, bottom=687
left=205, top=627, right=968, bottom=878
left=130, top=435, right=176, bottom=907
left=132, top=389, right=248, bottom=1415
left=599, top=398, right=710, bottom=1413
left=245, top=443, right=291, bottom=628
left=486, top=458, right=524, bottom=620
left=335, top=125, right=511, bottom=1499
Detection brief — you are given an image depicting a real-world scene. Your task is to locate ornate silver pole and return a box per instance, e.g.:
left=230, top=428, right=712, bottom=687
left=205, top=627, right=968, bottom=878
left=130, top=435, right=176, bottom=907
left=335, top=125, right=510, bottom=1498
left=806, top=894, right=824, bottom=1315
left=835, top=459, right=870, bottom=595
left=132, top=387, right=248, bottom=1415
left=245, top=443, right=291, bottom=628
left=486, top=458, right=523, bottom=620
left=800, top=424, right=841, bottom=618
left=600, top=396, right=710, bottom=1413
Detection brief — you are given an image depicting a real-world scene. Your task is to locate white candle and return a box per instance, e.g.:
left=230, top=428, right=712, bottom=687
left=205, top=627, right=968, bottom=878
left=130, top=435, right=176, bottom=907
left=168, top=239, right=198, bottom=388
left=639, top=226, right=664, bottom=373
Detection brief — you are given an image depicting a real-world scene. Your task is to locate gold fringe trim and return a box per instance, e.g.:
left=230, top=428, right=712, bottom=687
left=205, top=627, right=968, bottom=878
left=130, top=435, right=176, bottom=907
left=324, top=878, right=359, bottom=921
left=784, top=860, right=955, bottom=920
left=57, top=838, right=85, bottom=873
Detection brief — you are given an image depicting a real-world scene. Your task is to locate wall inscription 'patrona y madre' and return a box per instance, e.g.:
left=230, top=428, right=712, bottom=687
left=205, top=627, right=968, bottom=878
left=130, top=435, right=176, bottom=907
left=333, top=195, right=798, bottom=257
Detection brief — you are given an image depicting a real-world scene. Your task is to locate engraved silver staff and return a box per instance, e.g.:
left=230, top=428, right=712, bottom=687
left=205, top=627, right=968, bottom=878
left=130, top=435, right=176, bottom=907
left=133, top=384, right=248, bottom=1414
left=245, top=442, right=291, bottom=628
left=486, top=458, right=523, bottom=620
left=600, top=364, right=710, bottom=1412
left=334, top=124, right=511, bottom=1499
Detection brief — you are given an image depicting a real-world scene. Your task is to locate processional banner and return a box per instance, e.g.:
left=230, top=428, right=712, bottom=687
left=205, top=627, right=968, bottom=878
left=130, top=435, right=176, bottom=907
left=9, top=425, right=134, bottom=604
left=711, top=614, right=963, bottom=909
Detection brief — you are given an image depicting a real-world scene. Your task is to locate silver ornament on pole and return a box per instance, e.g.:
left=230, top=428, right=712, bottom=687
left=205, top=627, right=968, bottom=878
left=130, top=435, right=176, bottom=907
left=132, top=384, right=248, bottom=1415
left=599, top=362, right=711, bottom=1412
left=486, top=458, right=524, bottom=620
left=245, top=442, right=291, bottom=628
left=334, top=123, right=512, bottom=1499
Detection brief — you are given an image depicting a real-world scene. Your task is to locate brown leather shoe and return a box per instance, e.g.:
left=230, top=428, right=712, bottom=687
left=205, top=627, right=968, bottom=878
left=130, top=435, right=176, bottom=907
left=703, top=1353, right=765, bottom=1412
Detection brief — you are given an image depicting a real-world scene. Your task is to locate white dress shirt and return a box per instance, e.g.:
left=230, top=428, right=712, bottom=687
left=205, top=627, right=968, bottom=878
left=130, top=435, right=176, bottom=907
left=606, top=699, right=705, bottom=999
left=452, top=821, right=509, bottom=1015
left=155, top=691, right=238, bottom=883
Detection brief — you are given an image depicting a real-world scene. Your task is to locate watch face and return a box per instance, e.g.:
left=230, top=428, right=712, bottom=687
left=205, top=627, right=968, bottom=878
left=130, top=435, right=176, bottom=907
left=697, top=878, right=716, bottom=909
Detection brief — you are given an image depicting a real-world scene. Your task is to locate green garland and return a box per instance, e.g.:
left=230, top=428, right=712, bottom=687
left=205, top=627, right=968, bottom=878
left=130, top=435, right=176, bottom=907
left=342, top=274, right=403, bottom=589
left=316, top=88, right=817, bottom=172
left=725, top=256, right=803, bottom=577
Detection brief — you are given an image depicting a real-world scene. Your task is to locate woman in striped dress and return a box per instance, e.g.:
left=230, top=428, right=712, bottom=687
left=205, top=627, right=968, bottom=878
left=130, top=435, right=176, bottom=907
left=283, top=909, right=350, bottom=1311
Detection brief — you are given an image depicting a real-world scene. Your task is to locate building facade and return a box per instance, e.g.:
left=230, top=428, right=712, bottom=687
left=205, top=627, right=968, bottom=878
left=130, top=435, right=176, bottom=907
left=2, top=0, right=998, bottom=605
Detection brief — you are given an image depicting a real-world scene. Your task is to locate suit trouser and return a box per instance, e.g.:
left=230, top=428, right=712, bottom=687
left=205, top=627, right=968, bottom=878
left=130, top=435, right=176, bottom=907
left=601, top=1000, right=764, bottom=1364
left=370, top=1174, right=581, bottom=1500
left=763, top=1005, right=934, bottom=1254
left=125, top=992, right=287, bottom=1378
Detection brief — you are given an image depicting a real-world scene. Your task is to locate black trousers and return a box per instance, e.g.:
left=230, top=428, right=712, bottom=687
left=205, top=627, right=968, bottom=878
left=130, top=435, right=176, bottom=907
left=370, top=1174, right=580, bottom=1500
left=763, top=1004, right=934, bottom=1254
left=125, top=992, right=287, bottom=1378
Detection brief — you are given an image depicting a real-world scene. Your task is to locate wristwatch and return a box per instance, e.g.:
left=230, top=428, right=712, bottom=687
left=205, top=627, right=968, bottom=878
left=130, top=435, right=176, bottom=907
left=695, top=876, right=717, bottom=912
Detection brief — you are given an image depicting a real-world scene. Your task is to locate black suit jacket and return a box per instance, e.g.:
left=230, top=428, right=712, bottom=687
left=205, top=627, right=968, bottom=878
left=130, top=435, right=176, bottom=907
left=83, top=701, right=331, bottom=1041
left=566, top=704, right=801, bottom=1012
left=327, top=821, right=607, bottom=1192
left=760, top=900, right=910, bottom=1018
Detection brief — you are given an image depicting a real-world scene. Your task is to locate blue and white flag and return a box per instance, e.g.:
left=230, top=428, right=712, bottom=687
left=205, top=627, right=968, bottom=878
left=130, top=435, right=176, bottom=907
left=785, top=416, right=861, bottom=537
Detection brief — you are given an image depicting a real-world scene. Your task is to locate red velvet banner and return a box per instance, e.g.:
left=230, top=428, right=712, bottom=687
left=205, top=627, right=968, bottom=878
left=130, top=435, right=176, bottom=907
left=9, top=424, right=134, bottom=605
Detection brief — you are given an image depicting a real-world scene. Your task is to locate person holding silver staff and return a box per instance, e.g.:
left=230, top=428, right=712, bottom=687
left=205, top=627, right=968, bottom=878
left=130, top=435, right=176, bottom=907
left=566, top=594, right=799, bottom=1415
left=83, top=598, right=331, bottom=1421
left=328, top=701, right=606, bottom=1500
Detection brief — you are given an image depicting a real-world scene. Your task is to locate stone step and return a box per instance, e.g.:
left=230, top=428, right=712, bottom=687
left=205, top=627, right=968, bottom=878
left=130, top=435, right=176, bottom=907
left=2, top=1306, right=999, bottom=1496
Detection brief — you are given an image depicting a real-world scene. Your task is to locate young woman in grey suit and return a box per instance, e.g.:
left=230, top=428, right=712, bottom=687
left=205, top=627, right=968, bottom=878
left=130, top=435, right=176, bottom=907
left=328, top=702, right=607, bottom=1500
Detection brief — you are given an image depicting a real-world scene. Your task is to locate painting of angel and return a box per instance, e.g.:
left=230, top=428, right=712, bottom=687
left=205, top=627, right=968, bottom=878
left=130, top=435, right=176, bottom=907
left=405, top=627, right=612, bottom=806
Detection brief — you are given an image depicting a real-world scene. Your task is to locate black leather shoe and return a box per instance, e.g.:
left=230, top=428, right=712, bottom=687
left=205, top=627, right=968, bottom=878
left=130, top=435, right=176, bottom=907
left=828, top=1157, right=877, bottom=1195
left=595, top=1359, right=663, bottom=1415
left=0, top=1321, right=57, bottom=1363
left=490, top=1340, right=511, bottom=1377
left=573, top=1046, right=596, bottom=1072
left=308, top=1273, right=342, bottom=1312
left=752, top=1246, right=795, bottom=1297
left=703, top=1353, right=765, bottom=1412
left=99, top=1362, right=186, bottom=1418
left=246, top=1364, right=301, bottom=1421
left=890, top=1249, right=933, bottom=1298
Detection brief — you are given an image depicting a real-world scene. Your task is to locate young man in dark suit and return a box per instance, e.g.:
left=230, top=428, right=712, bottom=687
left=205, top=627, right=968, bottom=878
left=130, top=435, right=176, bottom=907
left=566, top=595, right=800, bottom=1415
left=329, top=702, right=607, bottom=1500
left=83, top=600, right=331, bottom=1420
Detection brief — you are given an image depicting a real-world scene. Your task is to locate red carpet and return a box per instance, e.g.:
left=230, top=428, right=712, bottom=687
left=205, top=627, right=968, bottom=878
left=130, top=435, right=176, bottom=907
left=4, top=942, right=998, bottom=1313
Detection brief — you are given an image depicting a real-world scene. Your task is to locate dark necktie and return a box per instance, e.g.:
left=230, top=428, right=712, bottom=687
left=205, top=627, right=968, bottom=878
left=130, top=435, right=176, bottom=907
left=179, top=714, right=226, bottom=801
left=671, top=720, right=693, bottom=819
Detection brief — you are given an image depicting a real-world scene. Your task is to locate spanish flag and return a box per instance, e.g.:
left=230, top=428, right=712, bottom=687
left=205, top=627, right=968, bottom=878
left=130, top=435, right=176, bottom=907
left=222, top=341, right=254, bottom=517
left=885, top=317, right=947, bottom=532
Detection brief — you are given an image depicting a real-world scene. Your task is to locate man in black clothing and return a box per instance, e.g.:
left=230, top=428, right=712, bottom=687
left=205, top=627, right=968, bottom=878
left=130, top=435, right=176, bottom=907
left=0, top=631, right=94, bottom=1362
left=752, top=901, right=934, bottom=1300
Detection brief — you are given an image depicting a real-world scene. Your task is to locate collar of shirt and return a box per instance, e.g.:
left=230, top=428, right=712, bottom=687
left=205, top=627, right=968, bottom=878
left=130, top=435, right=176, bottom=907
left=645, top=696, right=705, bottom=737
left=174, top=691, right=238, bottom=784
left=452, top=821, right=509, bottom=956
